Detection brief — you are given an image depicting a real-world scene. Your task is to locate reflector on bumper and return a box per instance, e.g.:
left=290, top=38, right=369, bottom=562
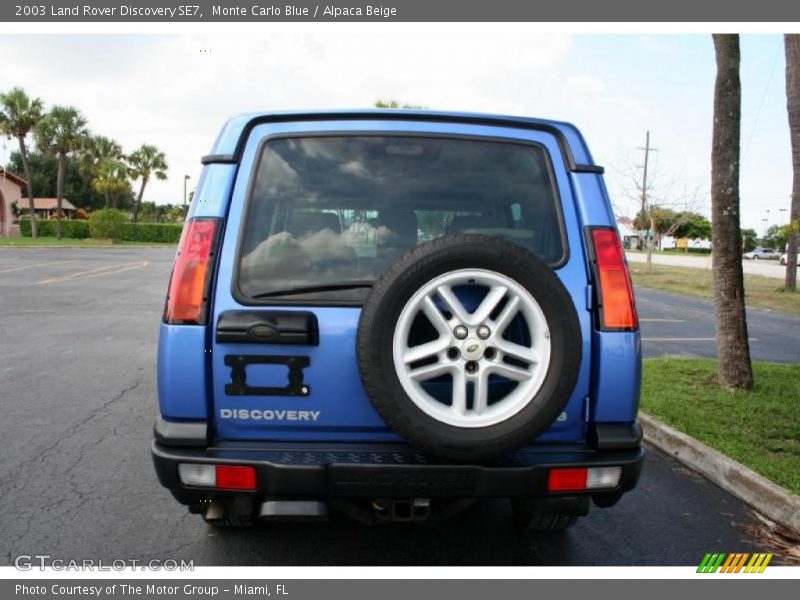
left=547, top=466, right=622, bottom=492
left=586, top=466, right=623, bottom=489
left=178, top=463, right=215, bottom=487
left=177, top=463, right=257, bottom=491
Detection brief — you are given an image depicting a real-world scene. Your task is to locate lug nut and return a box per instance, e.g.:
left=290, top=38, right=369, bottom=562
left=484, top=347, right=496, bottom=360
left=454, top=325, right=468, bottom=339
left=477, top=325, right=491, bottom=339
left=465, top=361, right=478, bottom=374
left=447, top=347, right=460, bottom=360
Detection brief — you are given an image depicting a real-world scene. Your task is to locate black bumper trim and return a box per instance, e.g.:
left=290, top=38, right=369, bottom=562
left=152, top=441, right=644, bottom=500
left=589, top=421, right=643, bottom=450
left=153, top=417, right=209, bottom=447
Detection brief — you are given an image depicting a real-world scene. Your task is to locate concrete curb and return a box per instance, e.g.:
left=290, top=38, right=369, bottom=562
left=640, top=412, right=800, bottom=532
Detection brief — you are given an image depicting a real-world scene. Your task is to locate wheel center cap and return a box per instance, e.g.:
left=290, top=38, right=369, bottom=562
left=461, top=338, right=484, bottom=360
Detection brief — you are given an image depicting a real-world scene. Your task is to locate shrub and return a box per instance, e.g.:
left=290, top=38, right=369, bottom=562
left=89, top=208, right=128, bottom=239
left=19, top=218, right=90, bottom=239
left=117, top=222, right=183, bottom=243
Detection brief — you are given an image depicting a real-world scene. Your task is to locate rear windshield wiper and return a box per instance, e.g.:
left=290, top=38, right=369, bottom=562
left=251, top=281, right=373, bottom=299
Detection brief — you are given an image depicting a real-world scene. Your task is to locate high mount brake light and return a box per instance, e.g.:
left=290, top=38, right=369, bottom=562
left=163, top=218, right=219, bottom=325
left=590, top=228, right=638, bottom=330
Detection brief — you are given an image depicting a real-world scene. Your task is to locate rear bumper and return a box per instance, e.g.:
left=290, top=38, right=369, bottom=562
left=152, top=439, right=644, bottom=501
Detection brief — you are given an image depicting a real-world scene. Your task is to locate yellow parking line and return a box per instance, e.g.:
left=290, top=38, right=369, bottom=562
left=38, top=263, right=126, bottom=284
left=74, top=261, right=149, bottom=281
left=38, top=262, right=146, bottom=284
left=0, top=260, right=72, bottom=274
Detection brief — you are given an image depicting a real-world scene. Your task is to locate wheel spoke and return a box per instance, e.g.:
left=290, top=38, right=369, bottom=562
left=450, top=370, right=468, bottom=415
left=471, top=285, right=507, bottom=325
left=496, top=339, right=539, bottom=365
left=436, top=285, right=470, bottom=324
left=421, top=295, right=451, bottom=336
left=490, top=362, right=533, bottom=382
left=491, top=294, right=520, bottom=333
left=403, top=339, right=449, bottom=365
left=409, top=361, right=453, bottom=382
left=472, top=371, right=490, bottom=415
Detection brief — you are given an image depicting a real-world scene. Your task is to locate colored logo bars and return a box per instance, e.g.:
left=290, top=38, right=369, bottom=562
left=697, top=553, right=773, bottom=573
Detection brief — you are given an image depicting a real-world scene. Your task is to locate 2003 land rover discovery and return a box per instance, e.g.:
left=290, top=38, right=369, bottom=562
left=152, top=110, right=644, bottom=530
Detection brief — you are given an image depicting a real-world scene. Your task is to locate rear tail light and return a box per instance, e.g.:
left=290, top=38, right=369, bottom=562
left=178, top=463, right=257, bottom=491
left=163, top=218, right=220, bottom=325
left=589, top=227, right=638, bottom=330
left=547, top=466, right=622, bottom=492
left=548, top=467, right=588, bottom=492
left=215, top=465, right=257, bottom=491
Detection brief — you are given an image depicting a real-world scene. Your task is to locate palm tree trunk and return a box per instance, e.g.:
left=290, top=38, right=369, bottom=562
left=132, top=176, right=148, bottom=223
left=17, top=134, right=37, bottom=238
left=105, top=191, right=110, bottom=209
left=710, top=34, right=753, bottom=390
left=56, top=153, right=65, bottom=240
left=784, top=34, right=800, bottom=291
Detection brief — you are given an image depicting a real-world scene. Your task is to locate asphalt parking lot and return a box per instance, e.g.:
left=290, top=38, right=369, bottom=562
left=0, top=247, right=790, bottom=566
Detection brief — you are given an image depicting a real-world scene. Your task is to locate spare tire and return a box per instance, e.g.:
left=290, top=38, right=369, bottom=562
left=356, top=234, right=582, bottom=461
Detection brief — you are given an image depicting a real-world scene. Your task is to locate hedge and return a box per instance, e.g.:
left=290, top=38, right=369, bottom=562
left=19, top=216, right=182, bottom=243
left=117, top=222, right=183, bottom=243
left=19, top=218, right=90, bottom=239
left=88, top=209, right=128, bottom=240
left=663, top=247, right=712, bottom=255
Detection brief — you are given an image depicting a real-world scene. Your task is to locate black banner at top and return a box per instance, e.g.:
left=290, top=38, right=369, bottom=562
left=2, top=0, right=800, bottom=22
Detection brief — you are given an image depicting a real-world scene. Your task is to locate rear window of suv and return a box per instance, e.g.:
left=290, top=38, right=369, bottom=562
left=237, top=135, right=565, bottom=302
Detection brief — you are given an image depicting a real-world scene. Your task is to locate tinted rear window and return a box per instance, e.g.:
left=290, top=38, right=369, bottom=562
left=238, top=136, right=565, bottom=301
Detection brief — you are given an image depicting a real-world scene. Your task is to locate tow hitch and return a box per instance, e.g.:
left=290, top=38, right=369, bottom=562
left=372, top=498, right=431, bottom=522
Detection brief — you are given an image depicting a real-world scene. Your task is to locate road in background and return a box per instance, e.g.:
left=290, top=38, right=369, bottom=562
left=0, top=248, right=781, bottom=565
left=637, top=287, right=800, bottom=363
left=626, top=251, right=794, bottom=280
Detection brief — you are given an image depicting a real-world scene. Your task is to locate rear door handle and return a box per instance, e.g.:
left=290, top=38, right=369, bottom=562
left=215, top=310, right=319, bottom=345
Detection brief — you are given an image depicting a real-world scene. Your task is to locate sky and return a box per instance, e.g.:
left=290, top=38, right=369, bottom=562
left=0, top=32, right=792, bottom=233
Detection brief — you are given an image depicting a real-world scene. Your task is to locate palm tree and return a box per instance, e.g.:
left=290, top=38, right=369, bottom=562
left=35, top=106, right=90, bottom=239
left=0, top=88, right=44, bottom=237
left=82, top=135, right=125, bottom=208
left=710, top=34, right=753, bottom=390
left=92, top=158, right=129, bottom=209
left=784, top=35, right=800, bottom=291
left=128, top=144, right=168, bottom=222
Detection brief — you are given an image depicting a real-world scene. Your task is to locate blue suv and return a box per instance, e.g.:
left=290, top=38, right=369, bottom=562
left=152, top=110, right=643, bottom=530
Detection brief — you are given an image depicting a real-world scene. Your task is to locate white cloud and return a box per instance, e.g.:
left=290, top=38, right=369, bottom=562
left=0, top=32, right=791, bottom=232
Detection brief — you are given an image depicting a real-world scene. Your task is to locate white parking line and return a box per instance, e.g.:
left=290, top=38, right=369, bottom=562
left=38, top=261, right=147, bottom=284
left=639, top=318, right=687, bottom=323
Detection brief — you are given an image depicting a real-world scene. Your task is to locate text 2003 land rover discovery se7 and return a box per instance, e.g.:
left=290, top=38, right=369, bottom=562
left=152, top=110, right=643, bottom=530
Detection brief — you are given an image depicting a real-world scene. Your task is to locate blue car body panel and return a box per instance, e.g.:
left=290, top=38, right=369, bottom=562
left=156, top=110, right=641, bottom=448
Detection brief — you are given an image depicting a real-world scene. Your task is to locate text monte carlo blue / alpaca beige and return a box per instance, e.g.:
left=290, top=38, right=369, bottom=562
left=212, top=4, right=398, bottom=17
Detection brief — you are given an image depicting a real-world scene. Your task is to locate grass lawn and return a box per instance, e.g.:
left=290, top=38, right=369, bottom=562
left=0, top=237, right=176, bottom=248
left=641, top=358, right=800, bottom=494
left=630, top=263, right=800, bottom=315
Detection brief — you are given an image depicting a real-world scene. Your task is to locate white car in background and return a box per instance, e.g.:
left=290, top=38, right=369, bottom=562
left=743, top=247, right=779, bottom=260
left=779, top=252, right=800, bottom=266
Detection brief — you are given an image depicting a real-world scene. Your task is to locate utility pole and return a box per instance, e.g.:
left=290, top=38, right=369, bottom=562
left=637, top=131, right=658, bottom=263
left=183, top=174, right=190, bottom=208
